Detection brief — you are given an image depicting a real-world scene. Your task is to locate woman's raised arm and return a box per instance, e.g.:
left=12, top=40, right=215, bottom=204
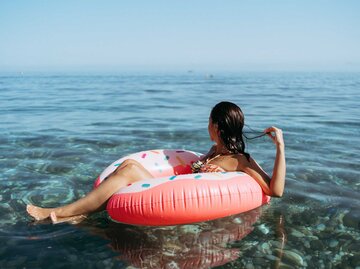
left=265, top=126, right=286, bottom=197
left=240, top=126, right=286, bottom=197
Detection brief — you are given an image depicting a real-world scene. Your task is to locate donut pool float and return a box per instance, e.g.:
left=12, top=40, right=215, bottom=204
left=93, top=149, right=270, bottom=226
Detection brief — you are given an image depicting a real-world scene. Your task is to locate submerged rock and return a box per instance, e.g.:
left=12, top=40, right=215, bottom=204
left=278, top=263, right=294, bottom=269
left=343, top=211, right=360, bottom=229
left=329, top=239, right=339, bottom=248
left=245, top=263, right=255, bottom=269
left=310, top=239, right=325, bottom=251
left=316, top=224, right=326, bottom=231
left=278, top=249, right=305, bottom=267
left=290, top=228, right=305, bottom=238
left=274, top=249, right=305, bottom=266
left=257, top=224, right=270, bottom=235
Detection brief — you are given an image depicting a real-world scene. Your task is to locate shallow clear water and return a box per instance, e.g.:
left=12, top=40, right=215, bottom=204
left=0, top=72, right=359, bottom=268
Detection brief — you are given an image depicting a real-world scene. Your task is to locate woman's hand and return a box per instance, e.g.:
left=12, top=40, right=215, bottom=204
left=264, top=126, right=284, bottom=148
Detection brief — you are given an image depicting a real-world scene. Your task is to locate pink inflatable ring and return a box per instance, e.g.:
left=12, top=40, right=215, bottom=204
left=93, top=149, right=270, bottom=226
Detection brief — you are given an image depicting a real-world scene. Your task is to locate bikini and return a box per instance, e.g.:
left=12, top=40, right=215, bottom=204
left=191, top=154, right=227, bottom=173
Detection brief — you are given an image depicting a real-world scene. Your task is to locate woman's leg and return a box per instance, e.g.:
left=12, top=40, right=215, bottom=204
left=27, top=159, right=153, bottom=221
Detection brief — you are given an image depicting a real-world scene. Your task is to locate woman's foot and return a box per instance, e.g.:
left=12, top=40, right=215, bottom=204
left=26, top=205, right=54, bottom=220
left=50, top=212, right=87, bottom=225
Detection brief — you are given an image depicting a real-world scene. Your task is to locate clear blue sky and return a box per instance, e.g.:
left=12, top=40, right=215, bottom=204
left=0, top=0, right=359, bottom=72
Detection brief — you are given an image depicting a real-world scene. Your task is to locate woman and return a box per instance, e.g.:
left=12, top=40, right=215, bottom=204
left=27, top=101, right=286, bottom=223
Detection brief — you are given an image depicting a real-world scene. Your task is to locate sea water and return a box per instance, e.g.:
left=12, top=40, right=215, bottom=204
left=0, top=72, right=359, bottom=268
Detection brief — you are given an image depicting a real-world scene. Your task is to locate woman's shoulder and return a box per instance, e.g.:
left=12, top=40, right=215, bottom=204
left=211, top=153, right=248, bottom=172
left=232, top=153, right=250, bottom=161
left=231, top=153, right=253, bottom=170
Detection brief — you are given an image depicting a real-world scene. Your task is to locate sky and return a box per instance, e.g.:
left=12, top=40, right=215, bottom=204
left=0, top=0, right=359, bottom=72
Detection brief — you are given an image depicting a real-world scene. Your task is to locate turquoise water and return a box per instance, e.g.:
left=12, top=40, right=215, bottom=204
left=0, top=72, right=359, bottom=268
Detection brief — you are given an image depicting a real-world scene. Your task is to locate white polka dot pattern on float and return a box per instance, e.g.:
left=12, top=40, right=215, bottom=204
left=98, top=149, right=203, bottom=183
left=116, top=171, right=247, bottom=194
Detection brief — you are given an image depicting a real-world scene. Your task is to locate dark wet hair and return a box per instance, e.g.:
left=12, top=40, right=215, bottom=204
left=210, top=101, right=250, bottom=161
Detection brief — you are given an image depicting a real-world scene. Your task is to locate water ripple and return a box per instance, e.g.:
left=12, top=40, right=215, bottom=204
left=0, top=72, right=359, bottom=268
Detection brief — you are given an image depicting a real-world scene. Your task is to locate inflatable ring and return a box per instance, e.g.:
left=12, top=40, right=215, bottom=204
left=94, top=149, right=270, bottom=226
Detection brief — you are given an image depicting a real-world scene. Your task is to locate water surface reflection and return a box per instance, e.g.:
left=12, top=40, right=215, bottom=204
left=83, top=207, right=281, bottom=268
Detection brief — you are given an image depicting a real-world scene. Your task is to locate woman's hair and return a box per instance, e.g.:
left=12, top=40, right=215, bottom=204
left=210, top=101, right=250, bottom=161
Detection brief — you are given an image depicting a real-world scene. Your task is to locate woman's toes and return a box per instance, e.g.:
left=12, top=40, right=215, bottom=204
left=50, top=212, right=58, bottom=223
left=26, top=204, right=32, bottom=215
left=69, top=215, right=87, bottom=225
left=26, top=204, right=52, bottom=221
left=26, top=205, right=41, bottom=220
